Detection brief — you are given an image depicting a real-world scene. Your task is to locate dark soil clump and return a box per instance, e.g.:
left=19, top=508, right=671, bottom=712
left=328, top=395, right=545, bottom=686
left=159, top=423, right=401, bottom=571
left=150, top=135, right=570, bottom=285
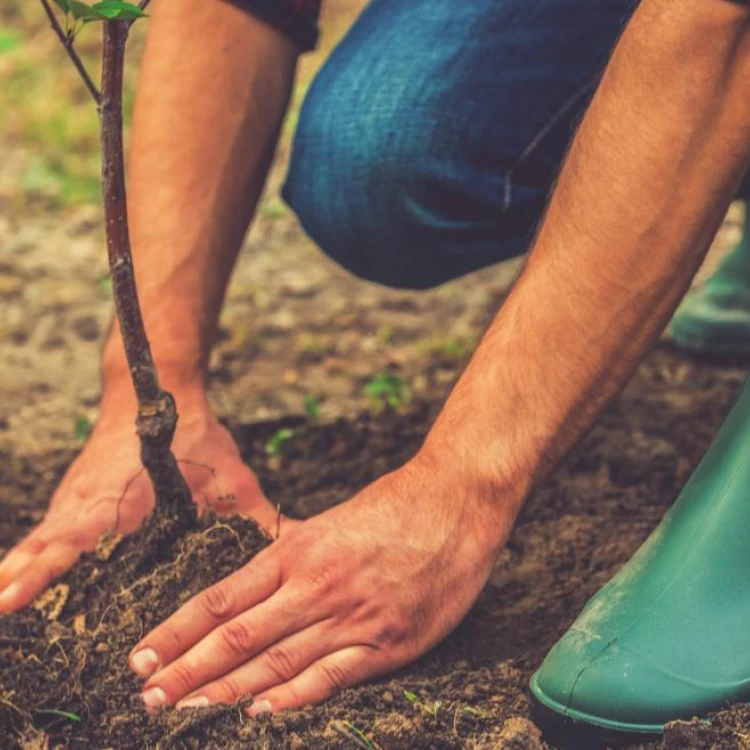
left=1, top=348, right=749, bottom=749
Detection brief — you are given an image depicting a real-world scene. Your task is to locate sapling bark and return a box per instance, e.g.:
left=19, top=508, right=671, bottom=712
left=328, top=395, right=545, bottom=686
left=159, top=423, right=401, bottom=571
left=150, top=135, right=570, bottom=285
left=41, top=0, right=195, bottom=523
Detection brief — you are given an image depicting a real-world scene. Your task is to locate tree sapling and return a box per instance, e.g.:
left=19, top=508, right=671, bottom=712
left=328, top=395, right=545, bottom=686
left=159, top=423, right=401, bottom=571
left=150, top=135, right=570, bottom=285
left=41, top=0, right=195, bottom=524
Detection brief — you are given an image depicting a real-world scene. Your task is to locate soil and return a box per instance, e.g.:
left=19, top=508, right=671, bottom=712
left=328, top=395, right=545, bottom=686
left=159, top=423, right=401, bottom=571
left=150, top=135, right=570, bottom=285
left=4, top=7, right=750, bottom=747
left=2, top=347, right=750, bottom=750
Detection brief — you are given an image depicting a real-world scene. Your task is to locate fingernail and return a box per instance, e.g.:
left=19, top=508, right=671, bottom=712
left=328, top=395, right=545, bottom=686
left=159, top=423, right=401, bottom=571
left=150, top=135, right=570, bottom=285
left=248, top=699, right=273, bottom=717
left=0, top=583, right=21, bottom=610
left=177, top=695, right=210, bottom=710
left=130, top=648, right=159, bottom=678
left=142, top=687, right=167, bottom=710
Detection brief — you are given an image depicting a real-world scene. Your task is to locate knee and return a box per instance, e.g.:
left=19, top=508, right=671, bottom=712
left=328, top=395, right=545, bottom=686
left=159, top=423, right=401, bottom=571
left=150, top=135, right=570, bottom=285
left=283, top=71, right=511, bottom=289
left=283, top=87, right=427, bottom=287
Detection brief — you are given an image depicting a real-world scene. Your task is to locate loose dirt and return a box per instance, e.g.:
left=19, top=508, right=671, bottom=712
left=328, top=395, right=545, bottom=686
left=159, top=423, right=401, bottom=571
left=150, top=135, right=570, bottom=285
left=2, top=347, right=749, bottom=749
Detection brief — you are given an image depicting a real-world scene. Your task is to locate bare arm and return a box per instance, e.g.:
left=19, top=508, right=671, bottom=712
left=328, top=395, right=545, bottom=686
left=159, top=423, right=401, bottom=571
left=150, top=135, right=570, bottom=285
left=101, top=0, right=298, bottom=416
left=425, top=0, right=750, bottom=516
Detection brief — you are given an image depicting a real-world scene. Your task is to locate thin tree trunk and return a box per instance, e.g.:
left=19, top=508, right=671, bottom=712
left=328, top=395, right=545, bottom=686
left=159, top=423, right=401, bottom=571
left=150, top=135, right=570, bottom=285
left=100, top=19, right=194, bottom=523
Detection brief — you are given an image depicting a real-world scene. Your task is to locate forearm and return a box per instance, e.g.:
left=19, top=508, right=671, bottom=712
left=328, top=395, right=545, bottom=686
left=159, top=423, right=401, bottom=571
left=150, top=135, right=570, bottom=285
left=101, top=0, right=297, bottom=414
left=424, top=1, right=750, bottom=514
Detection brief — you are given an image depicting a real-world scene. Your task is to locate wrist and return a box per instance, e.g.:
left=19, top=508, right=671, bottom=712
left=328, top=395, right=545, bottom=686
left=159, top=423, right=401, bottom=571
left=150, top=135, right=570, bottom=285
left=410, top=433, right=531, bottom=556
left=101, top=328, right=209, bottom=415
left=99, top=363, right=212, bottom=433
left=421, top=419, right=536, bottom=504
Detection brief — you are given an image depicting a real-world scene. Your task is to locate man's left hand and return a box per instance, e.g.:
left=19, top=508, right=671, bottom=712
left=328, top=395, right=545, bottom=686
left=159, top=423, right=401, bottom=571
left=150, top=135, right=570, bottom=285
left=128, top=453, right=510, bottom=713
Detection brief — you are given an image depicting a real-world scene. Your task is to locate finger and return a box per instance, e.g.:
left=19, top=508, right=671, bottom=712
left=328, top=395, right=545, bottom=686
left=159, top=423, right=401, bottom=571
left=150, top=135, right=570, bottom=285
left=247, top=646, right=384, bottom=715
left=0, top=542, right=80, bottom=613
left=0, top=536, right=46, bottom=593
left=141, top=589, right=326, bottom=708
left=129, top=549, right=281, bottom=680
left=176, top=618, right=337, bottom=708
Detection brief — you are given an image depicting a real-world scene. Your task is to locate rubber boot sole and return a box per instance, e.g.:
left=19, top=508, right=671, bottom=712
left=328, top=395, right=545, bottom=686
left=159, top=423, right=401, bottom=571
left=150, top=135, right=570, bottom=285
left=530, top=675, right=663, bottom=750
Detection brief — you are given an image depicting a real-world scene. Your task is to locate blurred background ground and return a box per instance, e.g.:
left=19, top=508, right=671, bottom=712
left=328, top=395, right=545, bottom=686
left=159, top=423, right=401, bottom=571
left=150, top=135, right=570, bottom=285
left=0, top=0, right=743, bottom=459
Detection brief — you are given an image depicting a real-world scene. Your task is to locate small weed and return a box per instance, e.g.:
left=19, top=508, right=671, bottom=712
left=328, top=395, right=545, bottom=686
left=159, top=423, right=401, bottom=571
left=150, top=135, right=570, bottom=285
left=376, top=325, right=394, bottom=345
left=403, top=689, right=440, bottom=715
left=298, top=333, right=333, bottom=357
left=96, top=272, right=112, bottom=296
left=303, top=395, right=321, bottom=421
left=36, top=708, right=82, bottom=722
left=73, top=415, right=92, bottom=442
left=331, top=720, right=380, bottom=750
left=265, top=428, right=296, bottom=457
left=404, top=689, right=485, bottom=723
left=0, top=29, right=24, bottom=54
left=364, top=373, right=410, bottom=412
left=416, top=335, right=476, bottom=362
left=259, top=198, right=287, bottom=219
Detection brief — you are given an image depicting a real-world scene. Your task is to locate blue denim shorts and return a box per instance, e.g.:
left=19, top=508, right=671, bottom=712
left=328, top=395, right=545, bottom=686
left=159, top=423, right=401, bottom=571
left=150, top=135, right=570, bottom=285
left=282, top=0, right=638, bottom=289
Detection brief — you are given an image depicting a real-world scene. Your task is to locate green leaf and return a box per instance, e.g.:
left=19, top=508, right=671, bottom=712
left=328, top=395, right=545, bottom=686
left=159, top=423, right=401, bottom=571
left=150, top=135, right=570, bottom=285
left=265, top=428, right=296, bottom=457
left=91, top=0, right=148, bottom=19
left=73, top=415, right=93, bottom=442
left=364, top=373, right=409, bottom=411
left=96, top=273, right=113, bottom=296
left=68, top=1, right=102, bottom=21
left=37, top=709, right=82, bottom=722
left=331, top=721, right=379, bottom=750
left=0, top=29, right=24, bottom=54
left=303, top=395, right=321, bottom=421
left=403, top=690, right=418, bottom=704
left=260, top=198, right=287, bottom=219
left=53, top=0, right=71, bottom=13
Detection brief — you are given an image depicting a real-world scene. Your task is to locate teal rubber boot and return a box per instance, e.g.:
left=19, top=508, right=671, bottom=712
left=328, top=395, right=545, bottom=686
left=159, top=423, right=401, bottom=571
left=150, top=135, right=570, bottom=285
left=530, top=374, right=750, bottom=745
left=669, top=221, right=750, bottom=354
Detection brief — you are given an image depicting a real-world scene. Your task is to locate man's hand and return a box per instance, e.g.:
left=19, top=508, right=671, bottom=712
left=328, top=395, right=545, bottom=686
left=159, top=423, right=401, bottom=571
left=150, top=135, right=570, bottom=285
left=0, top=387, right=283, bottom=614
left=127, top=455, right=510, bottom=713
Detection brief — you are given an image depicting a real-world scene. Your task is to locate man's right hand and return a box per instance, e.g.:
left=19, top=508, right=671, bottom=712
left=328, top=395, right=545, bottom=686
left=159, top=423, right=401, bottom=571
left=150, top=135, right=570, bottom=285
left=0, top=385, right=286, bottom=614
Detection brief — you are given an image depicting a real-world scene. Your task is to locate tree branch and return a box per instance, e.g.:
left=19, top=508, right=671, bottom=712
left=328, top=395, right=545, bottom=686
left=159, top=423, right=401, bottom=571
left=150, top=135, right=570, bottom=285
left=39, top=0, right=101, bottom=105
left=127, top=0, right=152, bottom=29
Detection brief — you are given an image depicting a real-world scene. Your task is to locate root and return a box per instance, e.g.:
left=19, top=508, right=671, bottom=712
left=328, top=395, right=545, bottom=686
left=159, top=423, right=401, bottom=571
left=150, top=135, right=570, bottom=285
left=91, top=516, right=251, bottom=636
left=112, top=467, right=146, bottom=536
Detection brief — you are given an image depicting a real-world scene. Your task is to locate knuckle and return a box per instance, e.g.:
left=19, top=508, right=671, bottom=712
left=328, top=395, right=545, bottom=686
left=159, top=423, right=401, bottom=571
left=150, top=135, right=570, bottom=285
left=166, top=661, right=196, bottom=693
left=162, top=625, right=185, bottom=654
left=262, top=646, right=298, bottom=682
left=371, top=614, right=409, bottom=649
left=199, top=584, right=235, bottom=620
left=214, top=675, right=245, bottom=703
left=218, top=619, right=257, bottom=657
left=282, top=684, right=304, bottom=708
left=21, top=537, right=47, bottom=555
left=318, top=660, right=349, bottom=692
left=304, top=564, right=339, bottom=598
